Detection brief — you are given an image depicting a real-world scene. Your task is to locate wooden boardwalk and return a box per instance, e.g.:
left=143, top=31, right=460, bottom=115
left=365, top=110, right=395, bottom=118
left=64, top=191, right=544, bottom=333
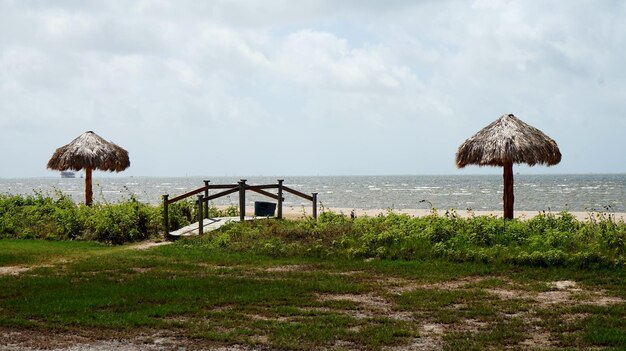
left=168, top=216, right=256, bottom=237
left=162, top=179, right=318, bottom=237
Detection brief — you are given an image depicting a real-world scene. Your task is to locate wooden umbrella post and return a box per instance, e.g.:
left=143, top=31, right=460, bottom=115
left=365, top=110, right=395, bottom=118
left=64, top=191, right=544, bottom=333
left=503, top=162, right=514, bottom=220
left=85, top=166, right=93, bottom=206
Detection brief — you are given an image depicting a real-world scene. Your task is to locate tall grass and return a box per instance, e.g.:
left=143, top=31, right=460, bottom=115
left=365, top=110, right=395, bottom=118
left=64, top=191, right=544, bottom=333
left=2, top=193, right=625, bottom=268
left=188, top=209, right=626, bottom=268
left=0, top=193, right=235, bottom=244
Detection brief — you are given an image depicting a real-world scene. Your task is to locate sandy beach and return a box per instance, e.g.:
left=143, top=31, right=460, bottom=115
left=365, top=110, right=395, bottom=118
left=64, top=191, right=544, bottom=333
left=238, top=206, right=626, bottom=222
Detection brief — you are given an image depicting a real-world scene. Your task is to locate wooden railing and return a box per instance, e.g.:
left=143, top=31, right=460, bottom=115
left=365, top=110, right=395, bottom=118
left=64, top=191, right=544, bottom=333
left=162, top=179, right=318, bottom=237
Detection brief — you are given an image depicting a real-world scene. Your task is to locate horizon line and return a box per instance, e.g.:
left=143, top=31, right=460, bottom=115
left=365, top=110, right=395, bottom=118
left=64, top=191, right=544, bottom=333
left=3, top=172, right=626, bottom=179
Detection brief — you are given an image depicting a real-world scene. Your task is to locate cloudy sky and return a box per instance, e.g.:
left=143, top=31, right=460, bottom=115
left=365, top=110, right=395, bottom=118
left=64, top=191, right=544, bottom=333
left=1, top=0, right=625, bottom=178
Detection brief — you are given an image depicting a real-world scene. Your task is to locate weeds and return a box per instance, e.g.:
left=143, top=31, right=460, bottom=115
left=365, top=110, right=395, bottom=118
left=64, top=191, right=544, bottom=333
left=2, top=193, right=625, bottom=268
left=0, top=194, right=236, bottom=245
left=188, top=209, right=626, bottom=268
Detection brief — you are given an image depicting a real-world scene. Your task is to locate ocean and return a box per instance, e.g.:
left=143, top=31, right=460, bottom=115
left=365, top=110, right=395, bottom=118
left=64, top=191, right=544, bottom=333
left=1, top=174, right=624, bottom=213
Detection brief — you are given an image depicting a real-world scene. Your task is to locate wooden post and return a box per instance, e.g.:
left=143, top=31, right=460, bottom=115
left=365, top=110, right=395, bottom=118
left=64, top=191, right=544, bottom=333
left=85, top=166, right=93, bottom=206
left=503, top=162, right=514, bottom=220
left=203, top=180, right=210, bottom=219
left=162, top=194, right=169, bottom=237
left=312, top=192, right=318, bottom=220
left=277, top=179, right=284, bottom=220
left=239, top=179, right=247, bottom=221
left=197, top=194, right=204, bottom=235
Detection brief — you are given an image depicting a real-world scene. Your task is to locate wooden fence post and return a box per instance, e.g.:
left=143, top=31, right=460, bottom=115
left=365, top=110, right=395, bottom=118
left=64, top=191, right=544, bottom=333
left=239, top=179, right=247, bottom=221
left=162, top=194, right=169, bottom=237
left=203, top=180, right=210, bottom=219
left=277, top=179, right=284, bottom=219
left=197, top=194, right=204, bottom=235
left=312, top=192, right=318, bottom=220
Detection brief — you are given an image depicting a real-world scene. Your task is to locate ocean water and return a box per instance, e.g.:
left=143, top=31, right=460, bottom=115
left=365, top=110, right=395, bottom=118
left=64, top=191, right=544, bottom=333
left=0, top=174, right=624, bottom=212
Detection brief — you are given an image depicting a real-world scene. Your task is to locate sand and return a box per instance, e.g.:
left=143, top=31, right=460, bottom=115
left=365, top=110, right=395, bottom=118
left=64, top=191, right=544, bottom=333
left=235, top=206, right=626, bottom=222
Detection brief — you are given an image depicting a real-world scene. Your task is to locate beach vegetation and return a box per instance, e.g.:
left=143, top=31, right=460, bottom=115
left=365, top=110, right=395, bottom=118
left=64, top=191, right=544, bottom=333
left=190, top=209, right=626, bottom=268
left=1, top=193, right=625, bottom=268
left=0, top=193, right=236, bottom=244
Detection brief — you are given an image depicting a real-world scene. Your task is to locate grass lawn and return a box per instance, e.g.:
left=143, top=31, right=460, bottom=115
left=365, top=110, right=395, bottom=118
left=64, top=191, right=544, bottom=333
left=1, top=238, right=626, bottom=350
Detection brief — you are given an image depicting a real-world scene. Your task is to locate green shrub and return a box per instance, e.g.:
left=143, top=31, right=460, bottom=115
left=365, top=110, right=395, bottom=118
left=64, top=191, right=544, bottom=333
left=83, top=199, right=159, bottom=244
left=3, top=192, right=626, bottom=268
left=0, top=193, right=161, bottom=244
left=188, top=209, right=626, bottom=268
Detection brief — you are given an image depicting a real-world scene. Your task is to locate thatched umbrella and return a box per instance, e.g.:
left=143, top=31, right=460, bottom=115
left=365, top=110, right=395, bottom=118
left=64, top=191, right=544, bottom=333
left=456, top=114, right=561, bottom=219
left=47, top=131, right=130, bottom=205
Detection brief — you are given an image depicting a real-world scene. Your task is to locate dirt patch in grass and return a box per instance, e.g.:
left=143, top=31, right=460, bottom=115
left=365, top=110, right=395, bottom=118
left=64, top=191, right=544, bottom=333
left=486, top=280, right=624, bottom=307
left=485, top=288, right=524, bottom=300
left=382, top=323, right=445, bottom=351
left=421, top=323, right=446, bottom=335
left=383, top=336, right=442, bottom=351
left=424, top=276, right=491, bottom=290
left=127, top=241, right=172, bottom=250
left=0, top=263, right=59, bottom=276
left=550, top=280, right=581, bottom=291
left=381, top=277, right=422, bottom=295
left=307, top=274, right=624, bottom=350
left=0, top=266, right=31, bottom=276
left=316, top=293, right=414, bottom=321
left=332, top=270, right=365, bottom=276
left=246, top=313, right=297, bottom=322
left=0, top=328, right=273, bottom=351
left=264, top=264, right=307, bottom=273
left=374, top=276, right=624, bottom=350
left=0, top=329, right=168, bottom=350
left=460, top=318, right=489, bottom=333
left=519, top=328, right=553, bottom=349
left=385, top=275, right=503, bottom=295
left=317, top=293, right=392, bottom=310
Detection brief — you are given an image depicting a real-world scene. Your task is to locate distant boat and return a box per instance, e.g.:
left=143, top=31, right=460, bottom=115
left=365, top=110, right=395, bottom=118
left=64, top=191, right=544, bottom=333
left=60, top=171, right=76, bottom=178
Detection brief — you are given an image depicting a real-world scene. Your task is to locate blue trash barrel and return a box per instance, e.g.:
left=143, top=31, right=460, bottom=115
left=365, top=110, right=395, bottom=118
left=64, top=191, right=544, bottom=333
left=254, top=201, right=276, bottom=217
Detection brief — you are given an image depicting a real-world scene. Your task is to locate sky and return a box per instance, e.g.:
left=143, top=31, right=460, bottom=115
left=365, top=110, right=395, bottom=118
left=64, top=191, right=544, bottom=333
left=1, top=0, right=625, bottom=178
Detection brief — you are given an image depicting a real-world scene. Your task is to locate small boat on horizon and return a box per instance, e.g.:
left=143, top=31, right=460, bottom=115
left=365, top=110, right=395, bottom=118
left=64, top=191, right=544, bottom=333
left=60, top=171, right=76, bottom=178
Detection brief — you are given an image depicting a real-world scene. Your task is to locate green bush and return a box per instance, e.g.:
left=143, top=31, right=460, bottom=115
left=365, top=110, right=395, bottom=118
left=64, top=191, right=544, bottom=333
left=3, top=192, right=626, bottom=268
left=0, top=193, right=241, bottom=245
left=83, top=199, right=159, bottom=244
left=183, top=209, right=626, bottom=268
left=0, top=193, right=159, bottom=244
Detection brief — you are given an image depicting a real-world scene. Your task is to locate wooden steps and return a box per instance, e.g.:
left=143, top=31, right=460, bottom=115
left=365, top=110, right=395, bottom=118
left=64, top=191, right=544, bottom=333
left=168, top=216, right=257, bottom=237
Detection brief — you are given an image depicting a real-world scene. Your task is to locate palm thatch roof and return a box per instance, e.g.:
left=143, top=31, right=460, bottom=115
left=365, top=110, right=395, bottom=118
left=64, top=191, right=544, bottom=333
left=47, top=131, right=130, bottom=172
left=456, top=114, right=561, bottom=168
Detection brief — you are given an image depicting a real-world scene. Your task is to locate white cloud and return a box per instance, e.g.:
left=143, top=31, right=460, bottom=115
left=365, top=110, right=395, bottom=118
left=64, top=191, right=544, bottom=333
left=0, top=1, right=625, bottom=176
left=275, top=30, right=402, bottom=91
